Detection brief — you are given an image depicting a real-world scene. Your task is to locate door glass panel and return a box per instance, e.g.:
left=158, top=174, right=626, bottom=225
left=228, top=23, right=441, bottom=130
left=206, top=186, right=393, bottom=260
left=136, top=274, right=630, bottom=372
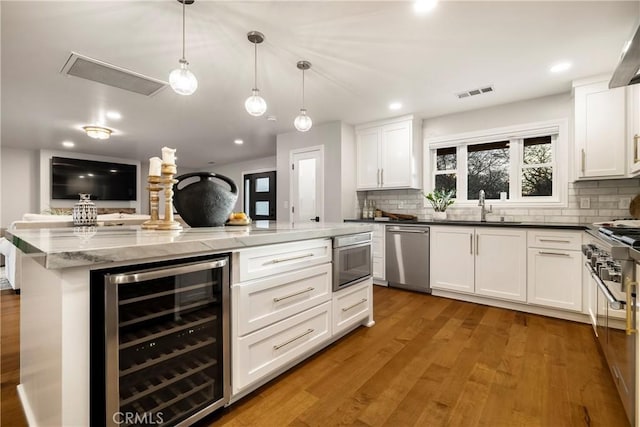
left=297, top=158, right=317, bottom=219
left=255, top=177, right=269, bottom=193
left=255, top=201, right=269, bottom=216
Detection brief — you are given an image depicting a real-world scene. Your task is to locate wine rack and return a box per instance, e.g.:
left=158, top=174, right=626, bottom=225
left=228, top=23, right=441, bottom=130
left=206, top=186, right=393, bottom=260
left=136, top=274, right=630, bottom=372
left=95, top=255, right=230, bottom=426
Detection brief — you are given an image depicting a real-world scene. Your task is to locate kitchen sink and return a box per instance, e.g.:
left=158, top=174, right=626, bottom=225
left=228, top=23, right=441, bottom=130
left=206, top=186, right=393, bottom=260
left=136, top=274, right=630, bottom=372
left=434, top=219, right=522, bottom=225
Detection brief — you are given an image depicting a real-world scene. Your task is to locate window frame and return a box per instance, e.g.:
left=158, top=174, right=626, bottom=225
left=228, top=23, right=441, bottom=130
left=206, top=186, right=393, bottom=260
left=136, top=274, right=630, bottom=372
left=423, top=119, right=569, bottom=208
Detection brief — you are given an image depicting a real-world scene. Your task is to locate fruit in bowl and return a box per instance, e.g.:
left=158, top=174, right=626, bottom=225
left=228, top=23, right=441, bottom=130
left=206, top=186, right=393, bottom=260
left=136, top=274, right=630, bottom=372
left=226, top=212, right=251, bottom=225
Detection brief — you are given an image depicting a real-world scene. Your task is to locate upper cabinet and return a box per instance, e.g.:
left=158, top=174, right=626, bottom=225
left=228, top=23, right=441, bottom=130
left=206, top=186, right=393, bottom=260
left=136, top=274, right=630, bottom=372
left=573, top=77, right=627, bottom=179
left=628, top=85, right=640, bottom=175
left=356, top=115, right=422, bottom=190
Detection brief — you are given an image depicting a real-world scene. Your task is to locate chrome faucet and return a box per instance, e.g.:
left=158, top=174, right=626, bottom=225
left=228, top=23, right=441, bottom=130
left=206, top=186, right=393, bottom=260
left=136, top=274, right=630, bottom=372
left=478, top=190, right=492, bottom=222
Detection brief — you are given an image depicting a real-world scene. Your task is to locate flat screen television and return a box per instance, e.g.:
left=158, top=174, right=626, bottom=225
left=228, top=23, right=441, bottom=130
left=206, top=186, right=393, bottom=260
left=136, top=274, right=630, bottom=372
left=51, top=156, right=137, bottom=201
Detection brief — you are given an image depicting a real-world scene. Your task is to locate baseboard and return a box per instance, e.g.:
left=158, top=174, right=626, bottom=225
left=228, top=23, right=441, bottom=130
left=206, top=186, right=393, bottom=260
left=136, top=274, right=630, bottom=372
left=17, top=383, right=38, bottom=427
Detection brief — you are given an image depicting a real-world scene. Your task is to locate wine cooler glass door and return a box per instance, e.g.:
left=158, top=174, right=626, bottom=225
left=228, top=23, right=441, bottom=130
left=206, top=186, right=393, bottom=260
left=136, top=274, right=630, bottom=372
left=105, top=256, right=229, bottom=426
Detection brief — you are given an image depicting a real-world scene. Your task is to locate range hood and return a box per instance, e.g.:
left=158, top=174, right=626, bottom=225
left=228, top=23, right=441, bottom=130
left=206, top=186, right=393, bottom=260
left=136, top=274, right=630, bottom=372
left=610, top=24, right=640, bottom=89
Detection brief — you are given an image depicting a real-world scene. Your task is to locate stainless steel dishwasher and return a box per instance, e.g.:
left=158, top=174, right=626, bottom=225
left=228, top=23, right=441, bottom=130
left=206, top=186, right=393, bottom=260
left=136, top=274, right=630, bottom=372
left=385, top=225, right=430, bottom=293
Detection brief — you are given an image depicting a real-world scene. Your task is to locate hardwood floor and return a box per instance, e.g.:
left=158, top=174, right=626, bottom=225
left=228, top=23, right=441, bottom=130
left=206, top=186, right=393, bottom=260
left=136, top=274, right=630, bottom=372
left=0, top=286, right=629, bottom=426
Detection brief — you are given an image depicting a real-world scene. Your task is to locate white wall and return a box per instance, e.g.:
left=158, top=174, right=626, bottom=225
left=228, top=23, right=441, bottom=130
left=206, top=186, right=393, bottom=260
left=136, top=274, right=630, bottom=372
left=276, top=121, right=347, bottom=223
left=340, top=123, right=358, bottom=220
left=1, top=147, right=39, bottom=227
left=203, top=156, right=276, bottom=213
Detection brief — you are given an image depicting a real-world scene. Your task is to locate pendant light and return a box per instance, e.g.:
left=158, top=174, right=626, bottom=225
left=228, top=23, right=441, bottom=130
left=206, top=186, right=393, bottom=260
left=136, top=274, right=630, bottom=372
left=294, top=61, right=312, bottom=132
left=169, top=0, right=197, bottom=96
left=244, top=31, right=267, bottom=116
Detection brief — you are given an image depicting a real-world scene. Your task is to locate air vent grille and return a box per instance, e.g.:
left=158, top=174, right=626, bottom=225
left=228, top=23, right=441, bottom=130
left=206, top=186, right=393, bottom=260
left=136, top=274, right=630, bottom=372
left=456, top=85, right=494, bottom=99
left=60, top=52, right=167, bottom=96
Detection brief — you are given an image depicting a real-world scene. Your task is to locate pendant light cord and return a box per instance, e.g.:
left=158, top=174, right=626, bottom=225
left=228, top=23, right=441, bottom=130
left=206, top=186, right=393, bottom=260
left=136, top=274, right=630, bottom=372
left=253, top=41, right=258, bottom=90
left=301, top=68, right=305, bottom=109
left=181, top=0, right=186, bottom=61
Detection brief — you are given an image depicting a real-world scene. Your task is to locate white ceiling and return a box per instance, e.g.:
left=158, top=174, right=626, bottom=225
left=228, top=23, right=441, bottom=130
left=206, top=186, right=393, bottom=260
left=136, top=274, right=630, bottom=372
left=1, top=1, right=638, bottom=168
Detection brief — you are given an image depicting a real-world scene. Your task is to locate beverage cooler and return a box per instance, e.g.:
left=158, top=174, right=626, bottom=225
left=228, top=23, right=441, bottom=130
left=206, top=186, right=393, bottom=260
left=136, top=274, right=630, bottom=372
left=90, top=254, right=230, bottom=426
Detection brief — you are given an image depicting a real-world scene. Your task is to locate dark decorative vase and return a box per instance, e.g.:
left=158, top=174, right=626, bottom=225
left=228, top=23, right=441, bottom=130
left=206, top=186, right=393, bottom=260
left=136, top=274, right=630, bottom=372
left=173, top=172, right=238, bottom=227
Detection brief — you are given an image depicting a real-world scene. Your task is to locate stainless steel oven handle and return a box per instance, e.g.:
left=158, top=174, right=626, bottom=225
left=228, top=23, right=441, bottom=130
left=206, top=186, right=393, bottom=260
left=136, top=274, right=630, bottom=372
left=266, top=253, right=315, bottom=265
left=624, top=277, right=637, bottom=335
left=586, top=262, right=623, bottom=310
left=335, top=241, right=372, bottom=251
left=273, top=287, right=315, bottom=302
left=273, top=328, right=314, bottom=350
left=342, top=298, right=367, bottom=312
left=107, top=258, right=227, bottom=285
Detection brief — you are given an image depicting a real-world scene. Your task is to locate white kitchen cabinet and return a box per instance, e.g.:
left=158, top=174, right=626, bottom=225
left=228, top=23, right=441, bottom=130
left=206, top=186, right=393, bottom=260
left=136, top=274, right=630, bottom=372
left=430, top=226, right=475, bottom=293
left=573, top=76, right=627, bottom=179
left=371, top=223, right=386, bottom=283
left=527, top=230, right=583, bottom=312
left=431, top=226, right=526, bottom=302
left=356, top=115, right=422, bottom=190
left=628, top=84, right=640, bottom=175
left=332, top=279, right=372, bottom=336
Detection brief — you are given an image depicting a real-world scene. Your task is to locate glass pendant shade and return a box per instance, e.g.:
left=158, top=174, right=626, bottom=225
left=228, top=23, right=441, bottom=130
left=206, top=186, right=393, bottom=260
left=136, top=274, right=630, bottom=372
left=294, top=109, right=312, bottom=132
left=245, top=89, right=267, bottom=116
left=170, top=60, right=198, bottom=96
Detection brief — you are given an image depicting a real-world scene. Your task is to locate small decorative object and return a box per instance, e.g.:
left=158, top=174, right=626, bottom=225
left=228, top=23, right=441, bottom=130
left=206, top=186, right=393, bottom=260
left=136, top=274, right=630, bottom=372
left=226, top=212, right=252, bottom=226
left=173, top=172, right=238, bottom=227
left=142, top=175, right=163, bottom=229
left=424, top=189, right=455, bottom=220
left=73, top=193, right=98, bottom=226
left=158, top=161, right=182, bottom=230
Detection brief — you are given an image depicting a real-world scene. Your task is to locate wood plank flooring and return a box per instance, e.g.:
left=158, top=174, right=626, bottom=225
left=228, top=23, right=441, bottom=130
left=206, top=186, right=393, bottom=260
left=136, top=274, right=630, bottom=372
left=0, top=286, right=630, bottom=427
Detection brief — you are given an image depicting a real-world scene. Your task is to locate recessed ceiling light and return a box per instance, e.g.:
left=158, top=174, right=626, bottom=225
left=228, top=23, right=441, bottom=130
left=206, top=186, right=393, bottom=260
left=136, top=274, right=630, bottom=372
left=109, top=169, right=118, bottom=173
left=106, top=111, right=122, bottom=120
left=266, top=115, right=277, bottom=121
left=79, top=175, right=85, bottom=179
left=389, top=102, right=402, bottom=110
left=234, top=139, right=244, bottom=145
left=550, top=62, right=572, bottom=73
left=62, top=141, right=75, bottom=148
left=413, top=0, right=437, bottom=14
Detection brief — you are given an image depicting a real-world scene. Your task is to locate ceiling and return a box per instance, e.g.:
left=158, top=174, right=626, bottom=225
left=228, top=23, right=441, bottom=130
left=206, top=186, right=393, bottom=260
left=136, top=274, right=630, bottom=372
left=1, top=1, right=638, bottom=168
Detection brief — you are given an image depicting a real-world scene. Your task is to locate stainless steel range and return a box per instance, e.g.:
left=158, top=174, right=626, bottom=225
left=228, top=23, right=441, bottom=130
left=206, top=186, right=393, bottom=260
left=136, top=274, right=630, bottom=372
left=584, top=226, right=638, bottom=425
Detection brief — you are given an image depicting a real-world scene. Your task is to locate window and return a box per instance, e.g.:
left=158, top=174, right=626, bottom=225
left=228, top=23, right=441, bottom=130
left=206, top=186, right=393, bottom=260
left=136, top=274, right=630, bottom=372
left=426, top=120, right=567, bottom=206
left=243, top=171, right=276, bottom=220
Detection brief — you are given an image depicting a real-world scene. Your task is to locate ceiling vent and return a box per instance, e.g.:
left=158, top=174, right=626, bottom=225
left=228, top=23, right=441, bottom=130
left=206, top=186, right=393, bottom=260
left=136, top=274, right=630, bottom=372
left=456, top=85, right=494, bottom=99
left=60, top=52, right=168, bottom=96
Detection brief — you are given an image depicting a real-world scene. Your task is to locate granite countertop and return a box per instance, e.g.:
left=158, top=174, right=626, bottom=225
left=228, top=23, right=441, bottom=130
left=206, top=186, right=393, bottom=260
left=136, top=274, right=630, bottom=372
left=345, top=218, right=588, bottom=230
left=7, top=221, right=373, bottom=270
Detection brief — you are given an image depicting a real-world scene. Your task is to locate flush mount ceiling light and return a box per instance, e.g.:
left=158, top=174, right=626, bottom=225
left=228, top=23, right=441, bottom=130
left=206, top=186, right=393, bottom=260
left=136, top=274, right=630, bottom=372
left=83, top=125, right=112, bottom=140
left=294, top=60, right=313, bottom=132
left=245, top=31, right=267, bottom=117
left=169, top=0, right=198, bottom=95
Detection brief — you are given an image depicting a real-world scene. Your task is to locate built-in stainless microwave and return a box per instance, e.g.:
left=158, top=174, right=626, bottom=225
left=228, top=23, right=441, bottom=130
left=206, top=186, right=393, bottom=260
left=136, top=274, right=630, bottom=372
left=332, top=232, right=372, bottom=292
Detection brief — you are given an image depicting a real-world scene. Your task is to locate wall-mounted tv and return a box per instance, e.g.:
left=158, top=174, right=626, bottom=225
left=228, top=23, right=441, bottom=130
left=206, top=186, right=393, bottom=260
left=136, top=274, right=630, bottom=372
left=51, top=156, right=137, bottom=201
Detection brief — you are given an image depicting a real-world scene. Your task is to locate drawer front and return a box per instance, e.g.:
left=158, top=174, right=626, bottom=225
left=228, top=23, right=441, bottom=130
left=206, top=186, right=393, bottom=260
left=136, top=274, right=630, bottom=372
left=237, top=239, right=331, bottom=282
left=234, top=263, right=332, bottom=336
left=233, top=301, right=331, bottom=393
left=332, top=279, right=372, bottom=336
left=527, top=230, right=582, bottom=250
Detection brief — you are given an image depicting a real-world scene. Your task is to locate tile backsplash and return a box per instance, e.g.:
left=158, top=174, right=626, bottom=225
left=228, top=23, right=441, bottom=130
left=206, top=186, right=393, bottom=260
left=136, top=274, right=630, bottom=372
left=357, top=179, right=640, bottom=224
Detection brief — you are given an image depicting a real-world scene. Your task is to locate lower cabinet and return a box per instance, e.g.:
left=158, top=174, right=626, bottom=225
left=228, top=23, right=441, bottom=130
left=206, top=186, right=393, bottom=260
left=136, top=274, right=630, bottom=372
left=372, top=224, right=386, bottom=283
left=430, top=226, right=527, bottom=302
left=234, top=301, right=332, bottom=392
left=332, top=279, right=372, bottom=336
left=526, top=230, right=583, bottom=312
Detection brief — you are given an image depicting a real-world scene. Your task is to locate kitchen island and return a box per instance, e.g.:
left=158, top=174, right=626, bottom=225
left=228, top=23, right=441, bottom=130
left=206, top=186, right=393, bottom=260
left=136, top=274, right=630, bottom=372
left=6, top=221, right=373, bottom=426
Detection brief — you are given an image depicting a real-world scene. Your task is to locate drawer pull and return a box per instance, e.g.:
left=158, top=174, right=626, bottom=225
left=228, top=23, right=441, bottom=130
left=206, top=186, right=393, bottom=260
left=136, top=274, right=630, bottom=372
left=273, top=287, right=315, bottom=302
left=539, top=251, right=570, bottom=257
left=539, top=239, right=571, bottom=243
left=266, top=253, right=315, bottom=265
left=273, top=328, right=315, bottom=350
left=342, top=298, right=368, bottom=312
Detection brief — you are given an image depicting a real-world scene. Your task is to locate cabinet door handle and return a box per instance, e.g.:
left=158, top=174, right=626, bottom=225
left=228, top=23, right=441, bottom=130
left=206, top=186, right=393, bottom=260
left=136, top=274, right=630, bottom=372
left=273, top=287, right=315, bottom=302
left=342, top=298, right=368, bottom=312
left=634, top=135, right=640, bottom=163
left=581, top=148, right=586, bottom=174
left=625, top=277, right=637, bottom=335
left=381, top=168, right=384, bottom=187
left=476, top=234, right=479, bottom=255
left=469, top=233, right=473, bottom=255
left=273, top=328, right=314, bottom=350
left=539, top=251, right=570, bottom=257
left=377, top=169, right=380, bottom=186
left=539, top=239, right=571, bottom=243
left=266, top=253, right=314, bottom=265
